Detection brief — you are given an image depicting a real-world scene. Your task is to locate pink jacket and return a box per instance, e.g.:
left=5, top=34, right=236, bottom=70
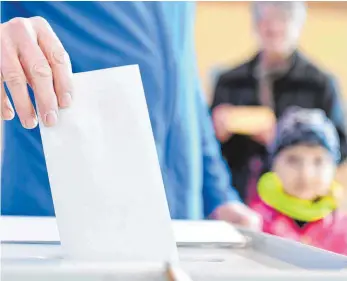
left=250, top=196, right=347, bottom=255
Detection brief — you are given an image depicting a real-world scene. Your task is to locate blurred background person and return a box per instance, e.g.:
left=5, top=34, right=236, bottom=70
left=251, top=107, right=347, bottom=255
left=210, top=1, right=347, bottom=203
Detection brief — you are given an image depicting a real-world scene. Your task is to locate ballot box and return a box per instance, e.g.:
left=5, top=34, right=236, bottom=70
left=1, top=216, right=347, bottom=281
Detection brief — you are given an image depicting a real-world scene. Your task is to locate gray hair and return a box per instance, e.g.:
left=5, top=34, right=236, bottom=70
left=252, top=1, right=307, bottom=27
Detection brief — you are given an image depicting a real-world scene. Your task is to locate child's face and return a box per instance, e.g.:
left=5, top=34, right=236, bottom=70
left=273, top=144, right=335, bottom=200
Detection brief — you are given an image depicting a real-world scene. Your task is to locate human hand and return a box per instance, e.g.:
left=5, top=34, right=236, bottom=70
left=211, top=202, right=263, bottom=231
left=212, top=104, right=234, bottom=142
left=251, top=125, right=275, bottom=146
left=1, top=17, right=73, bottom=128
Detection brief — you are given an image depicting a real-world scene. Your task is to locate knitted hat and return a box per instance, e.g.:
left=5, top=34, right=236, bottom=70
left=270, top=106, right=340, bottom=163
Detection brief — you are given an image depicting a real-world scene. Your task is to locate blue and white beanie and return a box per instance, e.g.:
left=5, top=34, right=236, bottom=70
left=270, top=106, right=340, bottom=163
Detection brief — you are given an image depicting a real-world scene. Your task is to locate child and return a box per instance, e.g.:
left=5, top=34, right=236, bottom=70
left=250, top=106, right=347, bottom=255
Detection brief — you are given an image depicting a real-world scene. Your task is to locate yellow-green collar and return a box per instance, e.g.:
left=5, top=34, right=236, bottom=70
left=258, top=172, right=339, bottom=222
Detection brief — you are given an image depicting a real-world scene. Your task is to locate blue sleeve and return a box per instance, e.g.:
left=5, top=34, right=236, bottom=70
left=195, top=82, right=241, bottom=217
left=181, top=2, right=240, bottom=217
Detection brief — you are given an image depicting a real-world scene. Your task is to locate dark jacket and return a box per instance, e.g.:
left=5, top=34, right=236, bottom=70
left=211, top=51, right=347, bottom=201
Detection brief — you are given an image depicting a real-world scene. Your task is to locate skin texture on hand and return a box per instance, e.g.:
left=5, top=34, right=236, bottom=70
left=212, top=104, right=234, bottom=143
left=1, top=17, right=73, bottom=129
left=251, top=126, right=275, bottom=146
left=211, top=202, right=263, bottom=231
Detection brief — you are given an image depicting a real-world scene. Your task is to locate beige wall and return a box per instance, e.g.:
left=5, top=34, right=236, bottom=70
left=195, top=2, right=347, bottom=104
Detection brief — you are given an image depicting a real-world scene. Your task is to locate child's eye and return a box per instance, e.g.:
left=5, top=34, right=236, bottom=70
left=286, top=155, right=299, bottom=165
left=314, top=157, right=324, bottom=166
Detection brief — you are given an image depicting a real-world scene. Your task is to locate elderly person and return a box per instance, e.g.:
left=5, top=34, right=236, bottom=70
left=211, top=1, right=347, bottom=203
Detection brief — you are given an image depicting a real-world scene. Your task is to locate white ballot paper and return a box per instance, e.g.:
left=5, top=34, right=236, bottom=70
left=39, top=65, right=178, bottom=262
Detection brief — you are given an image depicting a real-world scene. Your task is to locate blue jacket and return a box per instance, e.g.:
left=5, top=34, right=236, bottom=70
left=1, top=1, right=240, bottom=219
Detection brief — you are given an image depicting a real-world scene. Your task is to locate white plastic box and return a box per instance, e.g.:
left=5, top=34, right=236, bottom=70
left=1, top=217, right=347, bottom=281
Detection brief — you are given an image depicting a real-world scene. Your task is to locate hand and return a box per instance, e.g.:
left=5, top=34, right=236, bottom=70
left=212, top=104, right=233, bottom=142
left=251, top=126, right=275, bottom=146
left=211, top=202, right=262, bottom=231
left=1, top=17, right=73, bottom=128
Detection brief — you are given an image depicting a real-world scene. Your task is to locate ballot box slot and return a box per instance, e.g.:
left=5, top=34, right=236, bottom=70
left=176, top=235, right=252, bottom=250
left=177, top=242, right=248, bottom=249
left=2, top=241, right=60, bottom=245
left=180, top=257, right=225, bottom=263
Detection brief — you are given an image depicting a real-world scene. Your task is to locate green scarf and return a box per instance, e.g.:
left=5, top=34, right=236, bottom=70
left=258, top=172, right=339, bottom=222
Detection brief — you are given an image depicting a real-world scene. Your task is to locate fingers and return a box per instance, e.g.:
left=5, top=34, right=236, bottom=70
left=252, top=127, right=275, bottom=146
left=1, top=25, right=38, bottom=128
left=232, top=209, right=262, bottom=231
left=211, top=202, right=263, bottom=231
left=1, top=17, right=72, bottom=129
left=31, top=17, right=73, bottom=108
left=1, top=81, right=15, bottom=121
left=13, top=17, right=59, bottom=126
left=243, top=211, right=263, bottom=231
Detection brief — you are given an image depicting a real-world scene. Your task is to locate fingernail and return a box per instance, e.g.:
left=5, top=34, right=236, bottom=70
left=2, top=104, right=15, bottom=120
left=59, top=93, right=72, bottom=108
left=24, top=117, right=38, bottom=129
left=44, top=110, right=58, bottom=126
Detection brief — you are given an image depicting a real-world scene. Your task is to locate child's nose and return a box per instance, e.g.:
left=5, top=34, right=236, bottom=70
left=299, top=165, right=316, bottom=184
